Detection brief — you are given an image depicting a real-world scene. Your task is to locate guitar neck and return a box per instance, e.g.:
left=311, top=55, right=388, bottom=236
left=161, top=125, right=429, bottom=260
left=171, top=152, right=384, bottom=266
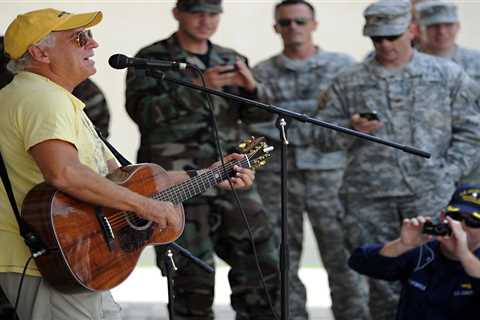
left=152, top=156, right=250, bottom=204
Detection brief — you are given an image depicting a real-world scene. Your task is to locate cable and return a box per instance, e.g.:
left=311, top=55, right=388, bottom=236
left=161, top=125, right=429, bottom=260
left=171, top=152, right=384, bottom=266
left=189, top=65, right=279, bottom=320
left=12, top=254, right=34, bottom=320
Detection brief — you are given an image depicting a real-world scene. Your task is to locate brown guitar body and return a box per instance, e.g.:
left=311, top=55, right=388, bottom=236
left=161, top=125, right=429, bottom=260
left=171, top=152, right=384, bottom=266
left=21, top=163, right=185, bottom=293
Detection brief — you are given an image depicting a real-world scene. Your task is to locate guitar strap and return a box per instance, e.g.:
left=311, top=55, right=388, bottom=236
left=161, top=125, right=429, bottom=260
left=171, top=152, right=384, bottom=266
left=94, top=128, right=132, bottom=166
left=0, top=152, right=46, bottom=256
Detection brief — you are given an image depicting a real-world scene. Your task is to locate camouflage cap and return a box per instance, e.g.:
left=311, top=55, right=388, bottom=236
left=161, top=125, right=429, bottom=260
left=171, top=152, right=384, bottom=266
left=176, top=0, right=223, bottom=13
left=415, top=0, right=458, bottom=27
left=363, top=0, right=412, bottom=37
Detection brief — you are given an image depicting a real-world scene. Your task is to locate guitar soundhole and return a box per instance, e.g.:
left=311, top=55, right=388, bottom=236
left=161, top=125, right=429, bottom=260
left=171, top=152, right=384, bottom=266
left=124, top=213, right=152, bottom=230
left=115, top=213, right=154, bottom=252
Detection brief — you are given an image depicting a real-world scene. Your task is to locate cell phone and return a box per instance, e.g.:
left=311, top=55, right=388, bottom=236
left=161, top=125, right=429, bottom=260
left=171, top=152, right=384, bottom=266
left=422, top=221, right=452, bottom=236
left=359, top=112, right=379, bottom=121
left=218, top=64, right=238, bottom=74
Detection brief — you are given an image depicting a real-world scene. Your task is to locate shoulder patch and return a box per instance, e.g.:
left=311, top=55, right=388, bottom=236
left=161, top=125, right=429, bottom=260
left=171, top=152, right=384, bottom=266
left=316, top=90, right=331, bottom=112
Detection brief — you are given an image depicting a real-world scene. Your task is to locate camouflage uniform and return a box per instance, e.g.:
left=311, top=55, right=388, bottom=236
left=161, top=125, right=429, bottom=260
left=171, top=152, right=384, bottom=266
left=73, top=78, right=111, bottom=138
left=0, top=36, right=14, bottom=90
left=308, top=50, right=480, bottom=320
left=447, top=47, right=480, bottom=84
left=420, top=47, right=480, bottom=184
left=125, top=33, right=279, bottom=320
left=415, top=0, right=480, bottom=183
left=249, top=51, right=370, bottom=320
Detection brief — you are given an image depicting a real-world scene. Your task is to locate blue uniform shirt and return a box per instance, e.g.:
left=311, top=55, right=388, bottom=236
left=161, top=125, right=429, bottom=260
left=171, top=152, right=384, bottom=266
left=349, top=241, right=480, bottom=320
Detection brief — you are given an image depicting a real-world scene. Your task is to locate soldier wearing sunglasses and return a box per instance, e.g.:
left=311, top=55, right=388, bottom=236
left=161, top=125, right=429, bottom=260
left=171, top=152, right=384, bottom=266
left=308, top=1, right=480, bottom=320
left=349, top=184, right=480, bottom=320
left=247, top=1, right=369, bottom=320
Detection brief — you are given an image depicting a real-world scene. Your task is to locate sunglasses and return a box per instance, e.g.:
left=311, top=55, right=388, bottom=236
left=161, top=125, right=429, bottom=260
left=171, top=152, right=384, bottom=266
left=276, top=18, right=310, bottom=27
left=371, top=34, right=403, bottom=43
left=72, top=30, right=93, bottom=48
left=446, top=207, right=480, bottom=228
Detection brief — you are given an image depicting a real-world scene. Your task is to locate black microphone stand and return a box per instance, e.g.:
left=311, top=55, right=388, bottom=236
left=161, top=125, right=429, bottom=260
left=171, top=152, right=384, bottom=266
left=162, top=242, right=214, bottom=320
left=277, top=117, right=290, bottom=320
left=145, top=68, right=431, bottom=320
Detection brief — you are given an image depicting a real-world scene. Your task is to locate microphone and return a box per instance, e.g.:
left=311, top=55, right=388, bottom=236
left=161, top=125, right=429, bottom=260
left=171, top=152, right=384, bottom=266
left=108, top=54, right=188, bottom=71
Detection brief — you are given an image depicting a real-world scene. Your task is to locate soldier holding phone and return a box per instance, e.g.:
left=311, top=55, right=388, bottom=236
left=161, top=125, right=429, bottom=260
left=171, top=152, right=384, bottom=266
left=125, top=1, right=280, bottom=319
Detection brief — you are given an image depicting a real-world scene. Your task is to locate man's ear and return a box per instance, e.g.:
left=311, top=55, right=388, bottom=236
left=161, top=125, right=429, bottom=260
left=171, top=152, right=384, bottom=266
left=27, top=45, right=50, bottom=64
left=172, top=7, right=180, bottom=22
left=274, top=23, right=280, bottom=35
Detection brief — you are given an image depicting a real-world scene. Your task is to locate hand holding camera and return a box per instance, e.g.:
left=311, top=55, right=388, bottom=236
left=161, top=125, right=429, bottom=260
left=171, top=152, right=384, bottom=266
left=422, top=220, right=452, bottom=236
left=398, top=216, right=433, bottom=251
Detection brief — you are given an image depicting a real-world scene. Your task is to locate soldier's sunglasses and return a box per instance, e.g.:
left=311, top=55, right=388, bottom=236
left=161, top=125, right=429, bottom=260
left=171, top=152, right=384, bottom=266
left=276, top=18, right=310, bottom=27
left=371, top=34, right=403, bottom=43
left=71, top=30, right=93, bottom=48
left=446, top=206, right=480, bottom=228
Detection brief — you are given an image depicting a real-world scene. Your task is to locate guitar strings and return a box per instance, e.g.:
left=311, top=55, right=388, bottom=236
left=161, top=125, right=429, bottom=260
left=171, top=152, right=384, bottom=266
left=106, top=158, right=250, bottom=230
left=106, top=159, right=239, bottom=229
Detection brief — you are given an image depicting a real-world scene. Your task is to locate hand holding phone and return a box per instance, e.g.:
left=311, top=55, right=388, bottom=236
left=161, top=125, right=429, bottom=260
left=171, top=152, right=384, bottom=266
left=359, top=112, right=379, bottom=121
left=218, top=64, right=238, bottom=74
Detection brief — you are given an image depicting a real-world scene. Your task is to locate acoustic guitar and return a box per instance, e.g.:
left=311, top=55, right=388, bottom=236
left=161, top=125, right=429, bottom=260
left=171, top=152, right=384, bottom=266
left=21, top=137, right=272, bottom=293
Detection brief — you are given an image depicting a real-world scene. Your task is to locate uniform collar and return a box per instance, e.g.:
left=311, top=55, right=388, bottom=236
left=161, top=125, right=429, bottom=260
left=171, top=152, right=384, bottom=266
left=275, top=47, right=329, bottom=72
left=168, top=33, right=219, bottom=70
left=365, top=49, right=424, bottom=79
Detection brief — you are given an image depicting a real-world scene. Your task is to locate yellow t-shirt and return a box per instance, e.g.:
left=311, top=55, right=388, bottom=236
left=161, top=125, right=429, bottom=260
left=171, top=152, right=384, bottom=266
left=0, top=72, right=114, bottom=276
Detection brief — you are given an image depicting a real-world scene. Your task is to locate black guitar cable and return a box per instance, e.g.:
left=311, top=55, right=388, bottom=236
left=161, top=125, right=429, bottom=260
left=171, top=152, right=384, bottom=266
left=12, top=254, right=35, bottom=320
left=189, top=65, right=279, bottom=320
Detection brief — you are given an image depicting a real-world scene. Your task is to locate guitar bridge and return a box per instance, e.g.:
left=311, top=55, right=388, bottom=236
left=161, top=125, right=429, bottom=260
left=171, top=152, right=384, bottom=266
left=95, top=207, right=116, bottom=251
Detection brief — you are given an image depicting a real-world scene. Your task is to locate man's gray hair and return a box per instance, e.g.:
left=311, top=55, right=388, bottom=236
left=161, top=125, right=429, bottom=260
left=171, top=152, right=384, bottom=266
left=7, top=32, right=56, bottom=74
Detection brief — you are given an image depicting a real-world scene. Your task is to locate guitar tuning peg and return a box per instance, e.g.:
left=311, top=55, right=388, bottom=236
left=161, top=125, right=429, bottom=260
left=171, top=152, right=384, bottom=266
left=238, top=137, right=254, bottom=151
left=263, top=146, right=274, bottom=153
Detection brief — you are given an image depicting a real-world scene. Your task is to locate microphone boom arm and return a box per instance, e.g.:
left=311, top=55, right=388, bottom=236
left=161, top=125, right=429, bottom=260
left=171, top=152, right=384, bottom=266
left=147, top=69, right=430, bottom=158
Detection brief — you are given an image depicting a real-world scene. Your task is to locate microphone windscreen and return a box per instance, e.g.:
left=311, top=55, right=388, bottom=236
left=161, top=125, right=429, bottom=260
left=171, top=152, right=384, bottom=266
left=108, top=54, right=128, bottom=69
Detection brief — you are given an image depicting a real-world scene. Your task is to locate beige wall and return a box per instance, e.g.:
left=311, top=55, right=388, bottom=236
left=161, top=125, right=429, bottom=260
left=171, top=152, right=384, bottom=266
left=1, top=0, right=479, bottom=162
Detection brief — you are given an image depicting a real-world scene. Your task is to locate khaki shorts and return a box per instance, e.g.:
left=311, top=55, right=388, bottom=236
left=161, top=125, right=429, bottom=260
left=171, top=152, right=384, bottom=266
left=0, top=273, right=121, bottom=320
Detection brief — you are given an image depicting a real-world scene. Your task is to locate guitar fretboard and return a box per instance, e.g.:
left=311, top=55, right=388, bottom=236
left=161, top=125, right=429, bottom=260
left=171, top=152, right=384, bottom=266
left=152, top=156, right=250, bottom=204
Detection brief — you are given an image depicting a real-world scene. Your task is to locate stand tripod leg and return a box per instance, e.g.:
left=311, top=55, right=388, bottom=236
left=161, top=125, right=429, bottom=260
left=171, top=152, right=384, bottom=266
left=162, top=242, right=214, bottom=320
left=164, top=248, right=177, bottom=320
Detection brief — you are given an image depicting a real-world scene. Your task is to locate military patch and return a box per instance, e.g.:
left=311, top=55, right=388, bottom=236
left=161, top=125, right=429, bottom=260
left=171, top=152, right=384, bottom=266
left=316, top=90, right=331, bottom=112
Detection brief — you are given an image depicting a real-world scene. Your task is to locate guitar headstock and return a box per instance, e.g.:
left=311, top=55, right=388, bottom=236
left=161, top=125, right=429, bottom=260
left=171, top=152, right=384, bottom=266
left=237, top=136, right=274, bottom=169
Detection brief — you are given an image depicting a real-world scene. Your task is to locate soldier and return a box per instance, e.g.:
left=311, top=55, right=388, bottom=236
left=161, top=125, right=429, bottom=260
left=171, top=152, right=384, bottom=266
left=415, top=0, right=480, bottom=184
left=415, top=0, right=480, bottom=82
left=0, top=36, right=14, bottom=89
left=308, top=1, right=480, bottom=320
left=125, top=0, right=279, bottom=319
left=248, top=1, right=368, bottom=320
left=409, top=0, right=427, bottom=47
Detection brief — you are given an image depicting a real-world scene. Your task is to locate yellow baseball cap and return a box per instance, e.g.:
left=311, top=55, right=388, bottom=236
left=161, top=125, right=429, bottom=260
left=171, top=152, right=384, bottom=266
left=4, top=8, right=103, bottom=60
